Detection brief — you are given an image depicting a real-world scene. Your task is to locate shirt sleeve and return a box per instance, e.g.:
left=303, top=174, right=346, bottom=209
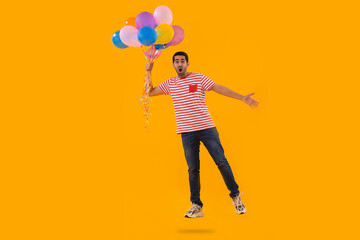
left=201, top=74, right=216, bottom=91
left=158, top=79, right=171, bottom=95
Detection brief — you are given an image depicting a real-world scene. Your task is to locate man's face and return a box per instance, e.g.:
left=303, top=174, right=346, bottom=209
left=173, top=55, right=189, bottom=77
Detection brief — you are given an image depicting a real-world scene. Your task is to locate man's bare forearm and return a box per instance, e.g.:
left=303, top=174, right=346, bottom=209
left=147, top=75, right=154, bottom=93
left=145, top=63, right=155, bottom=94
left=146, top=77, right=154, bottom=92
left=212, top=84, right=244, bottom=101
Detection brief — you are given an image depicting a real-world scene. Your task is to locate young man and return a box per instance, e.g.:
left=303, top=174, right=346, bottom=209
left=145, top=51, right=259, bottom=218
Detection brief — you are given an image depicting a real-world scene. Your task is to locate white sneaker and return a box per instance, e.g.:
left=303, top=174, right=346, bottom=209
left=184, top=204, right=204, bottom=218
left=232, top=192, right=247, bottom=214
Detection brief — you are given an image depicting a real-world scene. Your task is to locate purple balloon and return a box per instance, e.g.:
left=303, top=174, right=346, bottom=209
left=136, top=12, right=156, bottom=29
left=167, top=25, right=184, bottom=46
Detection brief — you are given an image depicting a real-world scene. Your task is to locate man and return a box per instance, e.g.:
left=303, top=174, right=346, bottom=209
left=145, top=51, right=259, bottom=218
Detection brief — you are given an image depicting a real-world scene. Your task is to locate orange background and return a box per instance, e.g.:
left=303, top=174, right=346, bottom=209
left=1, top=0, right=359, bottom=239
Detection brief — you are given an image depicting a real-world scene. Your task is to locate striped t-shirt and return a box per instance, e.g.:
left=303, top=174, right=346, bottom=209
left=158, top=72, right=216, bottom=134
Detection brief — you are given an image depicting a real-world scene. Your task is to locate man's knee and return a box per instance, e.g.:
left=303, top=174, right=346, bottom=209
left=215, top=158, right=230, bottom=168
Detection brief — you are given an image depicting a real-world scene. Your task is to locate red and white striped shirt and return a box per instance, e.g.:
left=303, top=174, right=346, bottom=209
left=158, top=72, right=216, bottom=134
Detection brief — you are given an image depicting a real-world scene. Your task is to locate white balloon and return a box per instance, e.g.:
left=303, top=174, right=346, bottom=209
left=120, top=26, right=141, bottom=47
left=154, top=5, right=173, bottom=25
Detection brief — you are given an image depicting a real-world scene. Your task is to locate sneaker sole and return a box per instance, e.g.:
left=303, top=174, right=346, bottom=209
left=184, top=212, right=204, bottom=218
left=236, top=209, right=247, bottom=215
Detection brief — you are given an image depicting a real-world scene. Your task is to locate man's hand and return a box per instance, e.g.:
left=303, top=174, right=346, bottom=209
left=212, top=84, right=259, bottom=108
left=145, top=62, right=154, bottom=72
left=242, top=93, right=259, bottom=109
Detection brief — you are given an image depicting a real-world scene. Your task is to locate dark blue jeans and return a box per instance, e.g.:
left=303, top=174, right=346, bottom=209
left=181, top=127, right=240, bottom=207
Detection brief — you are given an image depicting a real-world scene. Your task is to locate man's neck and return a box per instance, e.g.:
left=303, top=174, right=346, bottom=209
left=178, top=72, right=191, bottom=79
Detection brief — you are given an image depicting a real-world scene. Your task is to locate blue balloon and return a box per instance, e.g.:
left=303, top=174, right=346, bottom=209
left=154, top=44, right=168, bottom=50
left=137, top=26, right=157, bottom=46
left=112, top=31, right=128, bottom=49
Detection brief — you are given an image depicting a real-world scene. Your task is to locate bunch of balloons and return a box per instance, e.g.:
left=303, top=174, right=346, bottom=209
left=112, top=6, right=185, bottom=129
left=112, top=6, right=184, bottom=50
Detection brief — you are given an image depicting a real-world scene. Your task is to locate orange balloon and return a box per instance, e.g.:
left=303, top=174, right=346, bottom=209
left=125, top=17, right=136, bottom=27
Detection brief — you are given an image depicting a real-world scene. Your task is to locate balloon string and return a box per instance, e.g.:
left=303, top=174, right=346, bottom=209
left=139, top=46, right=156, bottom=130
left=139, top=45, right=163, bottom=129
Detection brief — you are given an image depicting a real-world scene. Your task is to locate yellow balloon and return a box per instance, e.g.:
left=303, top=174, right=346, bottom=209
left=155, top=24, right=174, bottom=44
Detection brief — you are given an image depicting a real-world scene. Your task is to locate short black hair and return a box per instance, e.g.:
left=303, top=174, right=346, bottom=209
left=173, top=51, right=189, bottom=63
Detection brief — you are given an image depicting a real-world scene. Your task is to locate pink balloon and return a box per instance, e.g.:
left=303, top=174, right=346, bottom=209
left=120, top=26, right=141, bottom=47
left=154, top=5, right=173, bottom=25
left=167, top=25, right=184, bottom=46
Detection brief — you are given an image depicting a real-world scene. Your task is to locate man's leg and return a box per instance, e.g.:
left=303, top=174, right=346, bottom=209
left=181, top=131, right=203, bottom=207
left=199, top=127, right=240, bottom=198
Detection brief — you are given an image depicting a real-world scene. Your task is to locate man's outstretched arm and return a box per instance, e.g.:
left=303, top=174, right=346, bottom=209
left=211, top=83, right=259, bottom=108
left=148, top=79, right=164, bottom=97
left=145, top=63, right=164, bottom=97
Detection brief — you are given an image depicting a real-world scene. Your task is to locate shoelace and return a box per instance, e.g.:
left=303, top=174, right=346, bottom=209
left=233, top=192, right=244, bottom=206
left=188, top=205, right=201, bottom=213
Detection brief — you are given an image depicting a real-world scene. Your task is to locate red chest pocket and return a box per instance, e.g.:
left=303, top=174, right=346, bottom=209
left=189, top=83, right=198, bottom=93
